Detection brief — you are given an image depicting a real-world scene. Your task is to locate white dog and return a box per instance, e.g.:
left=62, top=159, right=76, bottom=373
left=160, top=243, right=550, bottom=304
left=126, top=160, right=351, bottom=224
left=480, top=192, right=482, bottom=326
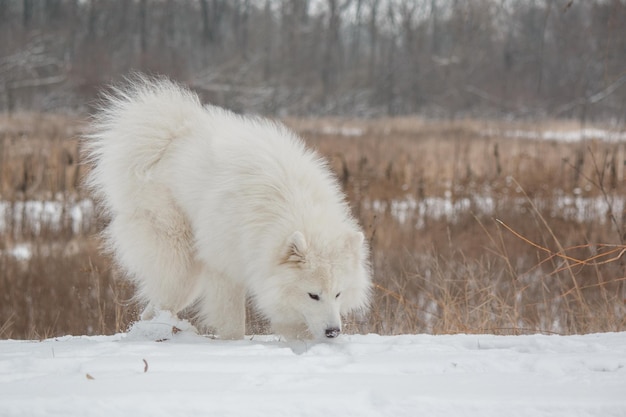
left=83, top=76, right=371, bottom=340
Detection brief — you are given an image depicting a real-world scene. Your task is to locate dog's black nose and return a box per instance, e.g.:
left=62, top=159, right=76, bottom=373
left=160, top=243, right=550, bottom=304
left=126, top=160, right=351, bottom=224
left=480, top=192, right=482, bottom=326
left=325, top=327, right=340, bottom=338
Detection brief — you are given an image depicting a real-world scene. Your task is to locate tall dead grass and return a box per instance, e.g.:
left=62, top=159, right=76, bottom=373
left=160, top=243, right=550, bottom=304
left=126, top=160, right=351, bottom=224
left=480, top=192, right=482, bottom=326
left=0, top=239, right=135, bottom=339
left=1, top=113, right=625, bottom=338
left=0, top=113, right=85, bottom=199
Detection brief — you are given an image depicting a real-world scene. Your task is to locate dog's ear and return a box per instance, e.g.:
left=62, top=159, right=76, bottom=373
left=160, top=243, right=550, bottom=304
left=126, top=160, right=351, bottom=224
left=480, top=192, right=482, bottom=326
left=284, top=231, right=308, bottom=264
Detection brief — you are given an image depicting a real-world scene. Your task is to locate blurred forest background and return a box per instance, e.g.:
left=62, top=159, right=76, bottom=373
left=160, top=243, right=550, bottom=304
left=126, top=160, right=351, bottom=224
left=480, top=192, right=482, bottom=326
left=1, top=0, right=625, bottom=121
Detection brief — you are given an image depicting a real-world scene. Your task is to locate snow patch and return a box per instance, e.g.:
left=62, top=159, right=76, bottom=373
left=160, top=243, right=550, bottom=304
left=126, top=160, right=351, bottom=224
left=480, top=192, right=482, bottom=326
left=125, top=311, right=199, bottom=342
left=0, top=198, right=94, bottom=236
left=484, top=128, right=626, bottom=142
left=319, top=125, right=365, bottom=137
left=365, top=194, right=626, bottom=229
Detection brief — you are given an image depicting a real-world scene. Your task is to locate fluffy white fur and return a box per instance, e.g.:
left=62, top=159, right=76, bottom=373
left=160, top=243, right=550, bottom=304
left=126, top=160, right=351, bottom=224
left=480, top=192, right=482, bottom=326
left=84, top=76, right=371, bottom=340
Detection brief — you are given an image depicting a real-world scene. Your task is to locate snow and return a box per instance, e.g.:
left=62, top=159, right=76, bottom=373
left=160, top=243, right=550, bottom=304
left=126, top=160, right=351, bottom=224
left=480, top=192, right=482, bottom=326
left=1, top=314, right=625, bottom=417
left=314, top=125, right=626, bottom=142
left=0, top=198, right=94, bottom=260
left=364, top=193, right=625, bottom=229
left=319, top=125, right=365, bottom=137
left=483, top=128, right=626, bottom=142
left=0, top=198, right=94, bottom=237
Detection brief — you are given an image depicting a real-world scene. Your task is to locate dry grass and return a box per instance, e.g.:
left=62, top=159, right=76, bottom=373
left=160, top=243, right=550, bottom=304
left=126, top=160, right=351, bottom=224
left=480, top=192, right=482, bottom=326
left=1, top=113, right=625, bottom=338
left=0, top=113, right=86, bottom=200
left=0, top=238, right=135, bottom=339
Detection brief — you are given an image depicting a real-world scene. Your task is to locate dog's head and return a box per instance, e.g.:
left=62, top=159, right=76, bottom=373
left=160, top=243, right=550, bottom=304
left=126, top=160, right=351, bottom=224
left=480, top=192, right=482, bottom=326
left=253, top=229, right=371, bottom=340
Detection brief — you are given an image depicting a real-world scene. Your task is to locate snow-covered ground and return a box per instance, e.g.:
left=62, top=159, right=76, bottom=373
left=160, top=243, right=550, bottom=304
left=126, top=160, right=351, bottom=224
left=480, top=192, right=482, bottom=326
left=1, top=314, right=625, bottom=417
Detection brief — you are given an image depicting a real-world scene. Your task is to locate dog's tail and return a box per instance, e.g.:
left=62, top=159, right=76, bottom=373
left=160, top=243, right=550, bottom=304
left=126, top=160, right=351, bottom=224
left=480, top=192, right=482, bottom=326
left=83, top=74, right=205, bottom=205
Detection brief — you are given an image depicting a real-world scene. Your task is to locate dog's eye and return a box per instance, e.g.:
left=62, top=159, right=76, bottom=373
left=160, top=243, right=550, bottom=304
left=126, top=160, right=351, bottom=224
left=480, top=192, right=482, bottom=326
left=335, top=292, right=341, bottom=298
left=308, top=293, right=320, bottom=301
